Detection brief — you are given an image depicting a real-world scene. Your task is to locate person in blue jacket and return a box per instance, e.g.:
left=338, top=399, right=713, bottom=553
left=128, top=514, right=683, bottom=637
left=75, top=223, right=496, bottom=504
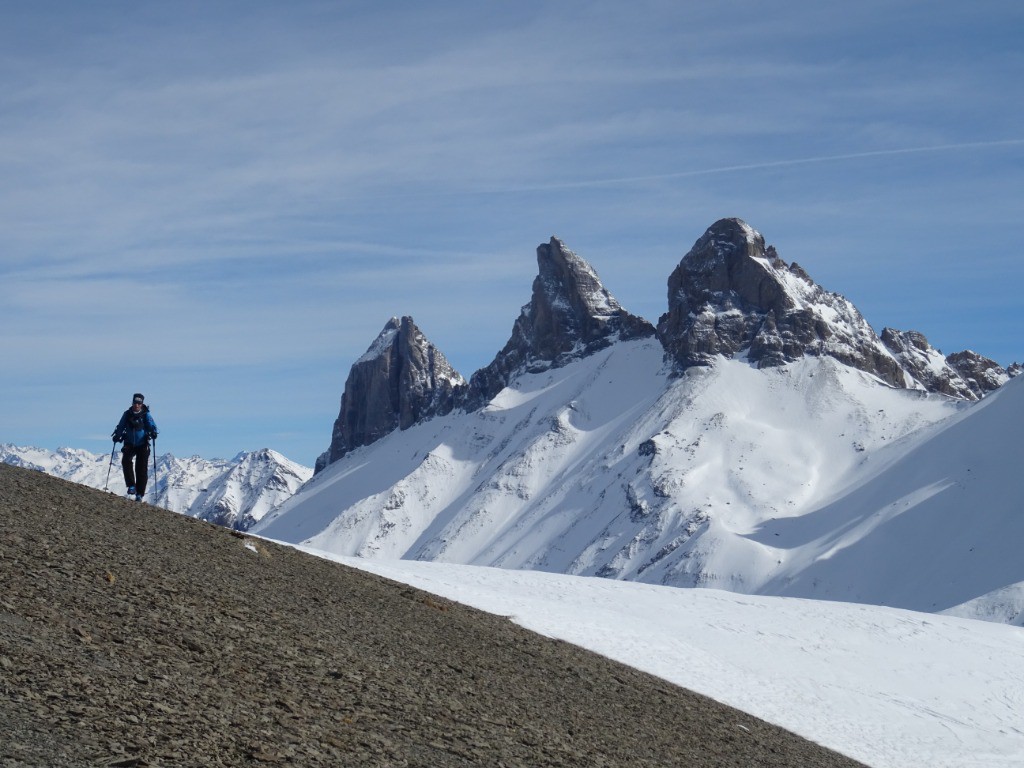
left=112, top=392, right=158, bottom=501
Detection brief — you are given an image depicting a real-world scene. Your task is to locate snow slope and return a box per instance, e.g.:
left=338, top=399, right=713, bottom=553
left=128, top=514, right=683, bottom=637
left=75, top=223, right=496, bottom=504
left=0, top=444, right=311, bottom=530
left=752, top=373, right=1024, bottom=617
left=297, top=554, right=1024, bottom=768
left=256, top=338, right=981, bottom=608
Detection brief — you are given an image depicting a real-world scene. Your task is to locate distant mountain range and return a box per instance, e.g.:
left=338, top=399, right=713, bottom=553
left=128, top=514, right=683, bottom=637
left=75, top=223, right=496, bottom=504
left=254, top=218, right=1023, bottom=625
left=0, top=444, right=311, bottom=530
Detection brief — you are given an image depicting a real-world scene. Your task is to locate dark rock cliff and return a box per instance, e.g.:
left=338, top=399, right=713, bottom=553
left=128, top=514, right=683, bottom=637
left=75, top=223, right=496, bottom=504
left=316, top=316, right=466, bottom=473
left=656, top=218, right=907, bottom=386
left=466, top=237, right=655, bottom=407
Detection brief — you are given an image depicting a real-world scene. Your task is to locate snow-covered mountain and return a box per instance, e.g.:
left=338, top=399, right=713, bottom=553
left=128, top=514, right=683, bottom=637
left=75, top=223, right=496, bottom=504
left=0, top=444, right=312, bottom=530
left=255, top=218, right=1021, bottom=622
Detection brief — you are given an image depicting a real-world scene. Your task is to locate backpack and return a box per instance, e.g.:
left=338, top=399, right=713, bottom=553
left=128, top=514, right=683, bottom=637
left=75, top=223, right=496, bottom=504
left=127, top=404, right=150, bottom=431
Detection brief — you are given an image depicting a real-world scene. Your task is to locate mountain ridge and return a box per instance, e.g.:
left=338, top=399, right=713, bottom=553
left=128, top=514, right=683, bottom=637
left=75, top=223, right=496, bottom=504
left=316, top=218, right=1017, bottom=475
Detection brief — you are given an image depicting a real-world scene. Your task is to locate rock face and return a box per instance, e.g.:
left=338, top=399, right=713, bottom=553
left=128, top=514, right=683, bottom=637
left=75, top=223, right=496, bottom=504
left=656, top=218, right=906, bottom=386
left=467, top=237, right=655, bottom=406
left=316, top=317, right=466, bottom=473
left=946, top=350, right=1012, bottom=398
left=880, top=328, right=980, bottom=400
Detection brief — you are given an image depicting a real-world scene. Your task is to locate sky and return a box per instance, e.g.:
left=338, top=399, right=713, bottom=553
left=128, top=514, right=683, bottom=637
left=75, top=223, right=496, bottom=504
left=2, top=1, right=1022, bottom=467
left=308, top=553, right=1024, bottom=768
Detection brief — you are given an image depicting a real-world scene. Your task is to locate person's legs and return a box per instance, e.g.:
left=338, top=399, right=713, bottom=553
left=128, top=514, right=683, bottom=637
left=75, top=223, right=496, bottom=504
left=121, top=447, right=136, bottom=490
left=134, top=444, right=150, bottom=496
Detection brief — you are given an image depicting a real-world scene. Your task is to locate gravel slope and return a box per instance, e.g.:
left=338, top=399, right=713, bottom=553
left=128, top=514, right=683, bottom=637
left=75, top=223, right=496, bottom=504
left=0, top=463, right=866, bottom=767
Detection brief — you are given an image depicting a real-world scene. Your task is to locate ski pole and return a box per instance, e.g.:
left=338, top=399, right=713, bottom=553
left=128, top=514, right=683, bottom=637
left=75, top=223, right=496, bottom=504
left=103, top=441, right=117, bottom=491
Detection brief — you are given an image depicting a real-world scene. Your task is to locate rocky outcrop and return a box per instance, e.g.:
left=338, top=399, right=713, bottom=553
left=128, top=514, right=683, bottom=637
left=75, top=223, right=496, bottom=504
left=880, top=328, right=979, bottom=400
left=316, top=317, right=466, bottom=473
left=656, top=218, right=906, bottom=387
left=467, top=237, right=655, bottom=406
left=946, top=350, right=1011, bottom=398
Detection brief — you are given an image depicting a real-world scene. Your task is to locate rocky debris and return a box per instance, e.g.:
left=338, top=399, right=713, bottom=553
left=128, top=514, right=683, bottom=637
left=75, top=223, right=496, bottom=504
left=946, top=349, right=1012, bottom=398
left=467, top=237, right=654, bottom=407
left=656, top=218, right=906, bottom=386
left=0, top=463, right=866, bottom=768
left=880, top=328, right=979, bottom=399
left=317, top=316, right=466, bottom=472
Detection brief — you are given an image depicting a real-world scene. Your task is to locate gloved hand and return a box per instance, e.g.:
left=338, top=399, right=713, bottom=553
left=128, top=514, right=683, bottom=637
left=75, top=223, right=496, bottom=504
left=111, top=432, right=121, bottom=443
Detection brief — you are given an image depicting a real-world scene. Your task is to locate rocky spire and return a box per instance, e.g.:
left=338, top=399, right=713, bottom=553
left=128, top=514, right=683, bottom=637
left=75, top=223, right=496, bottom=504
left=315, top=317, right=466, bottom=473
left=467, top=237, right=655, bottom=407
left=656, top=218, right=906, bottom=386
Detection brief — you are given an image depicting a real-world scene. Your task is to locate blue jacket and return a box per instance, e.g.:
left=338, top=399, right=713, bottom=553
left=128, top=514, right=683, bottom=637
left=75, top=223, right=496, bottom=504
left=113, top=405, right=158, bottom=448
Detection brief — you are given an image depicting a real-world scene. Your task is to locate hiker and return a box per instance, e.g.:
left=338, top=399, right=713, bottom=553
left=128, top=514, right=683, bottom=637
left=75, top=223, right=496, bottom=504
left=112, top=393, right=158, bottom=501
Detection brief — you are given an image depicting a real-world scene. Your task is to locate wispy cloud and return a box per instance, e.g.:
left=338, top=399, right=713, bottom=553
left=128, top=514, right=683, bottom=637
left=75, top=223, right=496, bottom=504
left=485, top=139, right=1024, bottom=192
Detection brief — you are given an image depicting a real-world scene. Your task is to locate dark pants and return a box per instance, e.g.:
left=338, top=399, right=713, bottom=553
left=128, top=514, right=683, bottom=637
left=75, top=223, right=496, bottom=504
left=122, top=444, right=150, bottom=495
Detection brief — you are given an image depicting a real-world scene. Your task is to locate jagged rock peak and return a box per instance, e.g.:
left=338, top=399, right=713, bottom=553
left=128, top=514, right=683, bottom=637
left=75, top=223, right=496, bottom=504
left=946, top=349, right=1011, bottom=398
left=467, top=237, right=655, bottom=406
left=657, top=218, right=906, bottom=387
left=316, top=316, right=466, bottom=473
left=880, top=328, right=980, bottom=400
left=533, top=236, right=655, bottom=350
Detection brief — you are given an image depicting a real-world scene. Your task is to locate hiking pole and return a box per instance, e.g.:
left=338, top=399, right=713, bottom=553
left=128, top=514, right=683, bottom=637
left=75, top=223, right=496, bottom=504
left=151, top=436, right=158, bottom=505
left=103, top=441, right=117, bottom=491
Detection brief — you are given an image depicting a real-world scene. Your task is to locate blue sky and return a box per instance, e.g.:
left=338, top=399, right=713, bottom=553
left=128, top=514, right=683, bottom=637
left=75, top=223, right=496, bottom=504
left=2, top=1, right=1022, bottom=467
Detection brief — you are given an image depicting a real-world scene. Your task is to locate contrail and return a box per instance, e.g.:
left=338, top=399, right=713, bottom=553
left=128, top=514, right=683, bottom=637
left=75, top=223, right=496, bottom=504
left=506, top=138, right=1024, bottom=192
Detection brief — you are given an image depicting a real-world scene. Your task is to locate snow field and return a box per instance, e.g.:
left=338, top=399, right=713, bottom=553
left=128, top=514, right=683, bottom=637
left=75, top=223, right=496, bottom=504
left=301, top=555, right=1024, bottom=768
